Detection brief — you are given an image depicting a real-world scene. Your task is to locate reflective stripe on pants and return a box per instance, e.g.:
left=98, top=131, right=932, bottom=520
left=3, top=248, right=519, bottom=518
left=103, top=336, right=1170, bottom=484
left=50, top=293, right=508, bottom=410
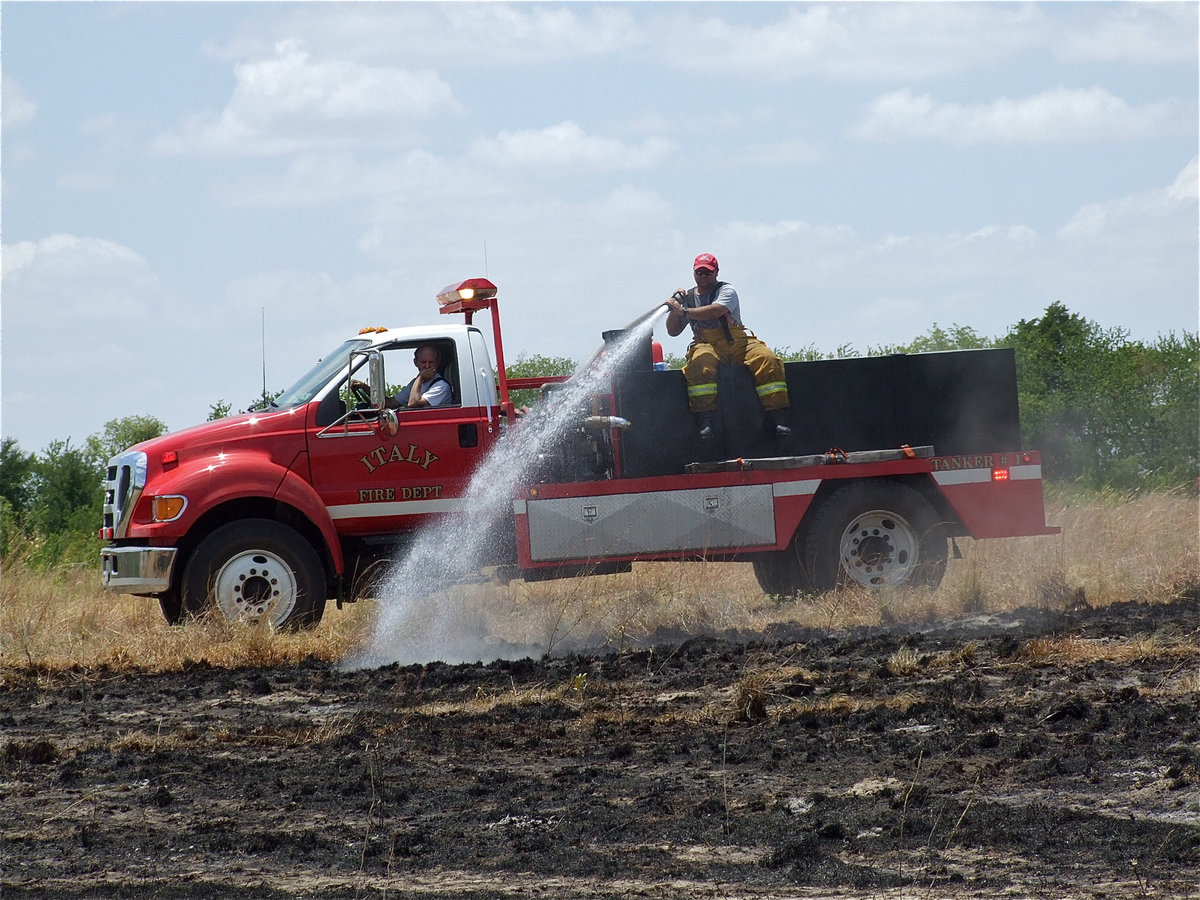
left=682, top=323, right=789, bottom=413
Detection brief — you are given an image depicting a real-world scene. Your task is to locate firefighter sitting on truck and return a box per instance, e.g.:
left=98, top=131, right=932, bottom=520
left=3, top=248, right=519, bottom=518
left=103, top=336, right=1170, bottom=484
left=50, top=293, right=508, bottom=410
left=664, top=253, right=791, bottom=440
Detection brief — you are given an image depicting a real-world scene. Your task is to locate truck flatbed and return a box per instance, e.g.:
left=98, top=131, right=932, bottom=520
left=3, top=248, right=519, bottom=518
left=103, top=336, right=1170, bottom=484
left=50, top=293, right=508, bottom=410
left=684, top=445, right=935, bottom=474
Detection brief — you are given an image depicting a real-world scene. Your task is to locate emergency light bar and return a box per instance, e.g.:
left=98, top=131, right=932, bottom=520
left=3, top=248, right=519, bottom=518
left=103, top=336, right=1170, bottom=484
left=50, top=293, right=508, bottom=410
left=436, top=278, right=498, bottom=306
left=435, top=276, right=514, bottom=417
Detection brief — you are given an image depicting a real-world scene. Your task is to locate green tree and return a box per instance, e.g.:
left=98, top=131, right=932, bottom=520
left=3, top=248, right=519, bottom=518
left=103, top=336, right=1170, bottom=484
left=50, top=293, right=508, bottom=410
left=247, top=389, right=284, bottom=412
left=775, top=343, right=838, bottom=363
left=872, top=323, right=997, bottom=355
left=1006, top=302, right=1119, bottom=484
left=1, top=437, right=37, bottom=519
left=506, top=354, right=577, bottom=409
left=29, top=440, right=99, bottom=539
left=208, top=400, right=233, bottom=420
left=1, top=438, right=37, bottom=555
left=1004, top=302, right=1198, bottom=489
left=1122, top=331, right=1199, bottom=488
left=85, top=415, right=168, bottom=468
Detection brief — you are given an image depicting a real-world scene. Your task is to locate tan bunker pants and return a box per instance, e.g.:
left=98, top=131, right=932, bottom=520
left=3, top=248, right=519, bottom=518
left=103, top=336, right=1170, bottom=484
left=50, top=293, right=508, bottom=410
left=683, top=323, right=789, bottom=414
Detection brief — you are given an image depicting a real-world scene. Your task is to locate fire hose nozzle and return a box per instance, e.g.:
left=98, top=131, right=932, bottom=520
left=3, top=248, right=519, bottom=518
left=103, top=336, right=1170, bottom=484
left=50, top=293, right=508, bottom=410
left=583, top=416, right=631, bottom=431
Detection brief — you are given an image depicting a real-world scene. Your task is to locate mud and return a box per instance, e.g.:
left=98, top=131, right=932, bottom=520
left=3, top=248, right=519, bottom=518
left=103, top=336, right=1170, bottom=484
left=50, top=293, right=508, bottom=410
left=3, top=597, right=1198, bottom=898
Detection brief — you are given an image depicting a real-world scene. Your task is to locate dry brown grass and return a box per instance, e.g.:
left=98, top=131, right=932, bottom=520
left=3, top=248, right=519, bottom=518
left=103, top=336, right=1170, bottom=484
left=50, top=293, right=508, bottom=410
left=2, top=487, right=1196, bottom=676
left=1, top=559, right=373, bottom=677
left=1019, top=632, right=1199, bottom=667
left=489, top=485, right=1197, bottom=650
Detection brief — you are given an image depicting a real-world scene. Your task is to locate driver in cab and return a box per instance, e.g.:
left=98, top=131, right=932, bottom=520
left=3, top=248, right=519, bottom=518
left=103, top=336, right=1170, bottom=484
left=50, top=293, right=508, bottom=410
left=387, top=344, right=450, bottom=409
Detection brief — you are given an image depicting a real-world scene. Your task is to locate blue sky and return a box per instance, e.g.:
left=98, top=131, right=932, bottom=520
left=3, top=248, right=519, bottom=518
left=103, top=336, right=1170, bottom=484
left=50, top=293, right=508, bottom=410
left=2, top=1, right=1197, bottom=456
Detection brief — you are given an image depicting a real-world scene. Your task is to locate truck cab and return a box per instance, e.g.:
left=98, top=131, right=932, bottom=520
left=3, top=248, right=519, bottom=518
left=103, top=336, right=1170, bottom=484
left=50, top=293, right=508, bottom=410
left=101, top=279, right=513, bottom=629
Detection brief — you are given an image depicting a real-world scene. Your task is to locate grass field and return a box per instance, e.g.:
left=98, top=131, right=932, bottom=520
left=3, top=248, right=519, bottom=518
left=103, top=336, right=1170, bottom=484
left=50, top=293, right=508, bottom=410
left=3, top=487, right=1196, bottom=675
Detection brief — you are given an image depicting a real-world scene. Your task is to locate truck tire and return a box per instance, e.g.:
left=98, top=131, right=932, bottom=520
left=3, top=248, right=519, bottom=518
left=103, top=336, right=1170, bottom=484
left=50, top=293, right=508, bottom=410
left=158, top=591, right=185, bottom=625
left=181, top=519, right=326, bottom=630
left=803, top=481, right=948, bottom=591
left=752, top=546, right=814, bottom=599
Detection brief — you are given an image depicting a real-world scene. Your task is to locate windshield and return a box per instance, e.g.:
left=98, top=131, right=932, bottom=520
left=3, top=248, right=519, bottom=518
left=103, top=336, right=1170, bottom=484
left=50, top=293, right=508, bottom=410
left=263, top=339, right=373, bottom=409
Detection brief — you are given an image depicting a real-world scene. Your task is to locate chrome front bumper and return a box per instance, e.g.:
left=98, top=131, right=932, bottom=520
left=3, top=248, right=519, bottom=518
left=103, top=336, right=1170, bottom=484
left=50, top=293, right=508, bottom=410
left=101, top=546, right=178, bottom=594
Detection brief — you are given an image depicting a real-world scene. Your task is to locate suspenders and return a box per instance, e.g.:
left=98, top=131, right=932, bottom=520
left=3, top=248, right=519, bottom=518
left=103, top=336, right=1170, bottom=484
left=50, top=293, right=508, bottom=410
left=689, top=284, right=735, bottom=342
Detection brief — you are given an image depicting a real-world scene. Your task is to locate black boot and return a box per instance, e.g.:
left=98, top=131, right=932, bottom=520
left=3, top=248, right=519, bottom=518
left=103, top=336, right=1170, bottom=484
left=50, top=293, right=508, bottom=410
left=697, top=411, right=715, bottom=440
left=764, top=409, right=792, bottom=438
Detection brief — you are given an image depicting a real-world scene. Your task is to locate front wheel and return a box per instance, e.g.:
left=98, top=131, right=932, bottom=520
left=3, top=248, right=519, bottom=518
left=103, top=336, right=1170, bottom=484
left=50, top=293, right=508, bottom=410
left=803, top=482, right=948, bottom=591
left=752, top=545, right=814, bottom=600
left=180, top=519, right=327, bottom=630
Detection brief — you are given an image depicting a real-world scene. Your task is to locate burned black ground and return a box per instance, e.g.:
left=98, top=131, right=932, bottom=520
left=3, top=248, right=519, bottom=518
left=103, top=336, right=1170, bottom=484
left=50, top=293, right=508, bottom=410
left=3, top=597, right=1198, bottom=898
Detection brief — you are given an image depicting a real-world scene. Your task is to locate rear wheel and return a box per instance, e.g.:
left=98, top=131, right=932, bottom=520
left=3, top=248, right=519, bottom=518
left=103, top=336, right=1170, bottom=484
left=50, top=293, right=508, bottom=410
left=803, top=482, right=948, bottom=591
left=180, top=519, right=326, bottom=630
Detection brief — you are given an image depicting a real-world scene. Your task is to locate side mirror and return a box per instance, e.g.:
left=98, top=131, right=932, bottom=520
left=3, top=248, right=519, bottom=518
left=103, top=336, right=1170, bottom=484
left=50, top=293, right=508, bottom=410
left=377, top=408, right=399, bottom=437
left=367, top=351, right=387, bottom=409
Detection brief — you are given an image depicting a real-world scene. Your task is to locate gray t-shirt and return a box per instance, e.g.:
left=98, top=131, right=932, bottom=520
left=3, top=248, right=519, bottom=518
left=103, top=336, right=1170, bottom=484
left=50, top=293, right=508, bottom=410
left=396, top=373, right=451, bottom=407
left=685, top=282, right=742, bottom=338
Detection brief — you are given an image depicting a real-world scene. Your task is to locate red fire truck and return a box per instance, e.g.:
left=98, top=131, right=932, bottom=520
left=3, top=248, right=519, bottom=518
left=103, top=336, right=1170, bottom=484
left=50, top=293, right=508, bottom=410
left=101, top=278, right=1059, bottom=629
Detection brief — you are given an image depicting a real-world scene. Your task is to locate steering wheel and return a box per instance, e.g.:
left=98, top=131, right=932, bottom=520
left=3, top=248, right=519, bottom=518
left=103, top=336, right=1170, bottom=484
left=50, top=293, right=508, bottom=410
left=349, top=379, right=372, bottom=406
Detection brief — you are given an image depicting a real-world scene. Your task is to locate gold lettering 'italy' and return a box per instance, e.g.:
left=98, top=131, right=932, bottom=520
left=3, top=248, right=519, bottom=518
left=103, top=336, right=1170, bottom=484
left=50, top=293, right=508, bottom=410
left=359, top=443, right=440, bottom=474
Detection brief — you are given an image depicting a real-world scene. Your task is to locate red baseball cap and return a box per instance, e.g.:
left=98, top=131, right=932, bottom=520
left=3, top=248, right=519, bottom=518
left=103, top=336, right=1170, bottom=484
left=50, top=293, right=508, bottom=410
left=693, top=253, right=718, bottom=272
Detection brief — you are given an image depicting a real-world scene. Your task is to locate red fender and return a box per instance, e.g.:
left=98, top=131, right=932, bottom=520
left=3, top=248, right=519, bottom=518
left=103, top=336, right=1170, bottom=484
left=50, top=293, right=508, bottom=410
left=274, top=453, right=344, bottom=573
left=126, top=448, right=345, bottom=575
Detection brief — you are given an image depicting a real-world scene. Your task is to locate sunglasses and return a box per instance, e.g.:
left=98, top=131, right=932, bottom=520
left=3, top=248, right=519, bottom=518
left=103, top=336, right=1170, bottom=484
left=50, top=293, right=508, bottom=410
left=694, top=268, right=715, bottom=276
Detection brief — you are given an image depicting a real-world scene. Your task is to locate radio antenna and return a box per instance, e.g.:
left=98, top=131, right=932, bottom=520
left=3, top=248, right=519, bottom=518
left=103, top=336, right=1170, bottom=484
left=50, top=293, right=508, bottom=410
left=261, top=307, right=268, bottom=404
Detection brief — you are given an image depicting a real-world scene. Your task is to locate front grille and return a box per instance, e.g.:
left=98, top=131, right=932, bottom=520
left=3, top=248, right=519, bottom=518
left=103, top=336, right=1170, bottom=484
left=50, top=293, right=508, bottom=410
left=102, top=451, right=147, bottom=539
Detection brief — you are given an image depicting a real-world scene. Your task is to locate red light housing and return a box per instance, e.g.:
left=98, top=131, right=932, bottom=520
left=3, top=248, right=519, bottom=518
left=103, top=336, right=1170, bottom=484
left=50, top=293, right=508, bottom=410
left=161, top=450, right=179, bottom=467
left=992, top=467, right=1010, bottom=482
left=436, top=277, right=498, bottom=306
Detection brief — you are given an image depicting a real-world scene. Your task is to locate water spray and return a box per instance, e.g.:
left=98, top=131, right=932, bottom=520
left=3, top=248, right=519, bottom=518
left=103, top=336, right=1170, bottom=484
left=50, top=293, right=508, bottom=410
left=578, top=302, right=671, bottom=372
left=342, top=303, right=671, bottom=670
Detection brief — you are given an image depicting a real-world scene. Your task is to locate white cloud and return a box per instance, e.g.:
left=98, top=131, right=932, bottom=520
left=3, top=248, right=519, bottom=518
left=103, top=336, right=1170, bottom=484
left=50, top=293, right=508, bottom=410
left=0, top=235, right=169, bottom=449
left=215, top=4, right=641, bottom=69
left=705, top=162, right=1196, bottom=353
left=213, top=152, right=388, bottom=208
left=1, top=77, right=36, bottom=127
left=223, top=2, right=1194, bottom=83
left=398, top=3, right=640, bottom=65
left=1055, top=3, right=1198, bottom=64
left=153, top=40, right=461, bottom=156
left=664, top=3, right=1047, bottom=81
left=467, top=121, right=674, bottom=172
left=224, top=268, right=345, bottom=322
left=1167, top=156, right=1199, bottom=204
left=853, top=86, right=1181, bottom=144
left=740, top=139, right=823, bottom=167
left=663, top=3, right=1194, bottom=82
left=1043, top=159, right=1199, bottom=338
left=1, top=234, right=159, bottom=320
left=56, top=170, right=121, bottom=192
left=1058, top=157, right=1198, bottom=240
